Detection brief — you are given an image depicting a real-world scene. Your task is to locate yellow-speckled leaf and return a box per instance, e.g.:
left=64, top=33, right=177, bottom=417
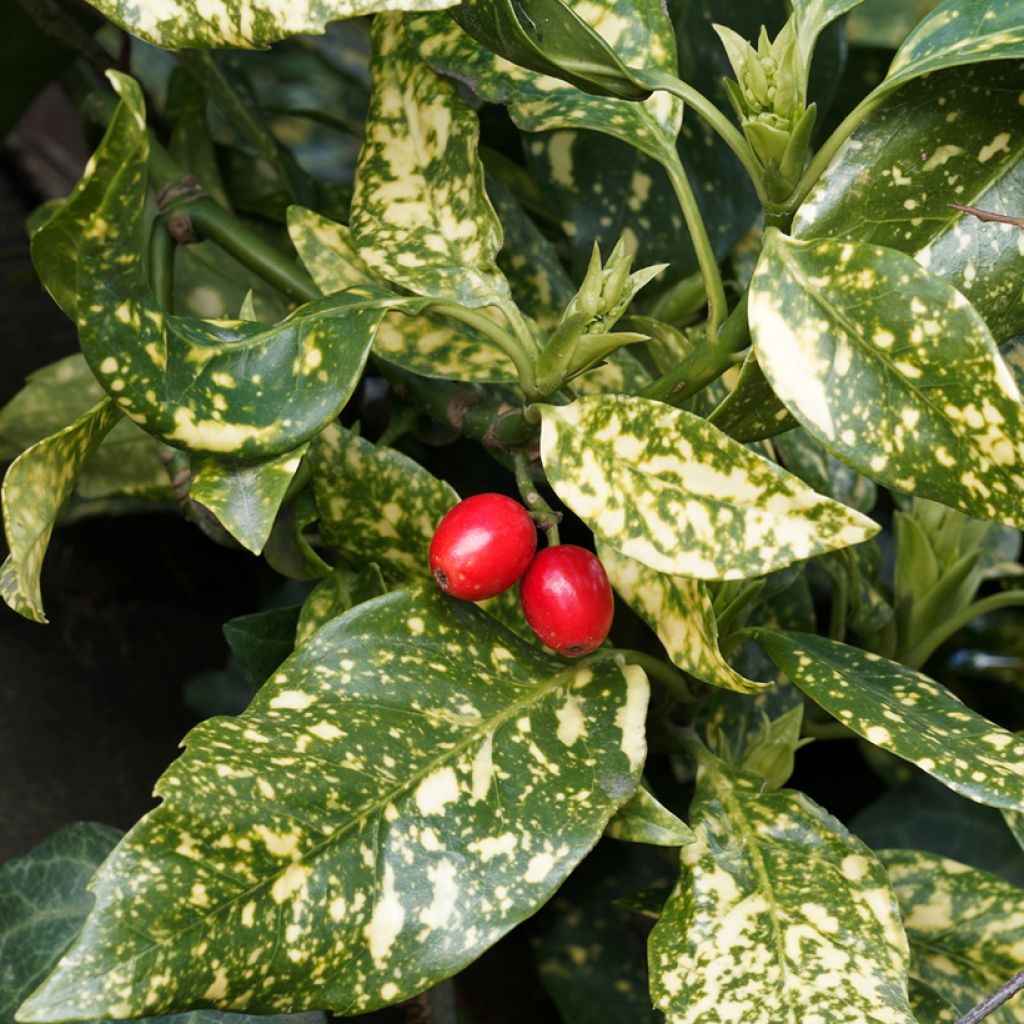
left=598, top=543, right=766, bottom=693
left=752, top=629, right=1024, bottom=811
left=881, top=848, right=1024, bottom=1024
left=408, top=0, right=682, bottom=164
left=605, top=785, right=694, bottom=847
left=649, top=753, right=916, bottom=1024
left=17, top=588, right=648, bottom=1019
left=295, top=563, right=388, bottom=645
left=351, top=15, right=510, bottom=308
left=540, top=395, right=877, bottom=580
left=78, top=0, right=459, bottom=49
left=1, top=401, right=121, bottom=623
left=191, top=444, right=309, bottom=554
left=885, top=0, right=1024, bottom=91
left=750, top=231, right=1024, bottom=527
left=310, top=423, right=457, bottom=583
left=910, top=979, right=960, bottom=1024
left=791, top=0, right=864, bottom=62
left=287, top=206, right=517, bottom=383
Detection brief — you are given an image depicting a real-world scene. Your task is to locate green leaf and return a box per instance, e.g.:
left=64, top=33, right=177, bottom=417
left=29, top=72, right=146, bottom=321
left=881, top=848, right=1024, bottom=1023
left=18, top=588, right=648, bottom=1019
left=605, top=785, right=695, bottom=847
left=263, top=489, right=332, bottom=581
left=909, top=979, right=960, bottom=1024
left=750, top=231, right=1024, bottom=527
left=407, top=0, right=683, bottom=164
left=885, top=0, right=1024, bottom=91
left=706, top=353, right=799, bottom=443
left=311, top=423, right=457, bottom=583
left=76, top=0, right=459, bottom=49
left=751, top=629, right=1024, bottom=811
left=791, top=0, right=865, bottom=63
left=774, top=427, right=878, bottom=514
left=598, top=543, right=766, bottom=693
left=648, top=753, right=916, bottom=1024
left=734, top=704, right=808, bottom=791
left=794, top=61, right=1024, bottom=340
left=223, top=606, right=302, bottom=686
left=539, top=394, right=877, bottom=580
left=351, top=15, right=510, bottom=308
left=2, top=400, right=121, bottom=623
left=191, top=444, right=309, bottom=554
left=295, top=563, right=388, bottom=645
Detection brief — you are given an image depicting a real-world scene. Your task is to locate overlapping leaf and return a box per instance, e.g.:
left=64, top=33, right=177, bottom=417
left=750, top=232, right=1024, bottom=527
left=310, top=422, right=457, bottom=583
left=598, top=543, right=765, bottom=693
left=752, top=629, right=1024, bottom=811
left=795, top=62, right=1024, bottom=340
left=539, top=395, right=877, bottom=580
left=882, top=849, right=1024, bottom=1023
left=648, top=754, right=916, bottom=1024
left=707, top=353, right=798, bottom=443
left=2, top=400, right=120, bottom=623
left=18, top=588, right=648, bottom=1019
left=191, top=444, right=308, bottom=554
left=792, top=0, right=865, bottom=61
left=76, top=0, right=459, bottom=49
left=884, top=0, right=1024, bottom=90
left=351, top=15, right=510, bottom=308
left=605, top=785, right=694, bottom=847
left=295, top=563, right=388, bottom=644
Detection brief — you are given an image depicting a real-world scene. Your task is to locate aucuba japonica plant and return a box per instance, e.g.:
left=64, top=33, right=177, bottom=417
left=4, top=0, right=1024, bottom=1020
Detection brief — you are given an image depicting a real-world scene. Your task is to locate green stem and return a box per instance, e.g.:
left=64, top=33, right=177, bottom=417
left=661, top=151, right=727, bottom=340
left=513, top=449, right=559, bottom=545
left=639, top=291, right=749, bottom=405
left=148, top=220, right=175, bottom=313
left=802, top=720, right=854, bottom=741
left=828, top=563, right=849, bottom=642
left=613, top=649, right=696, bottom=704
left=642, top=70, right=766, bottom=205
left=902, top=590, right=1024, bottom=670
left=786, top=91, right=886, bottom=213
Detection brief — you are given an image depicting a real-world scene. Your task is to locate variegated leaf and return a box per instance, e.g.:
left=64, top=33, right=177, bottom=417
left=17, top=588, right=648, bottom=1019
left=774, top=428, right=878, bottom=515
left=408, top=0, right=683, bottom=165
left=539, top=395, right=877, bottom=580
left=1006, top=809, right=1024, bottom=856
left=882, top=848, right=1024, bottom=1024
left=295, top=563, right=388, bottom=645
left=794, top=61, right=1024, bottom=340
left=598, top=543, right=765, bottom=693
left=910, top=980, right=960, bottom=1023
left=29, top=72, right=145, bottom=321
left=750, top=232, right=1024, bottom=527
left=751, top=629, right=1024, bottom=811
left=648, top=753, right=916, bottom=1024
left=2, top=400, right=121, bottom=623
left=77, top=0, right=458, bottom=49
left=885, top=0, right=1024, bottom=91
left=190, top=444, right=309, bottom=554
left=287, top=207, right=516, bottom=383
left=707, top=352, right=798, bottom=443
left=791, top=0, right=865, bottom=61
left=75, top=77, right=422, bottom=459
left=605, top=785, right=694, bottom=847
left=310, top=422, right=457, bottom=583
left=351, top=15, right=510, bottom=308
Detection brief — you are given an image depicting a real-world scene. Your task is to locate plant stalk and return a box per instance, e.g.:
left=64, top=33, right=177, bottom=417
left=513, top=449, right=559, bottom=545
left=955, top=966, right=1024, bottom=1024
left=902, top=590, right=1024, bottom=669
left=614, top=650, right=695, bottom=704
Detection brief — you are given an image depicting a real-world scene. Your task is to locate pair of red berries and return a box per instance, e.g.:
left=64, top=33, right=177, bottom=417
left=429, top=493, right=614, bottom=657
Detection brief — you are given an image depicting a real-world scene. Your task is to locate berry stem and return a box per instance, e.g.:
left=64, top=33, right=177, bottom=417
left=513, top=449, right=560, bottom=545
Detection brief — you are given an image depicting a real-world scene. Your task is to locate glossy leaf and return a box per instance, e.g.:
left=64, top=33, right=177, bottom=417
left=223, top=607, right=302, bottom=686
left=882, top=848, right=1024, bottom=1023
left=752, top=629, right=1024, bottom=811
left=750, top=232, right=1024, bottom=527
left=287, top=206, right=517, bottom=383
left=707, top=353, right=798, bottom=443
left=407, top=0, right=683, bottom=165
left=792, top=0, right=865, bottom=61
left=351, top=15, right=510, bottom=308
left=539, top=394, right=877, bottom=580
left=77, top=0, right=459, bottom=49
left=794, top=61, right=1024, bottom=340
left=598, top=543, right=765, bottom=693
left=909, top=979, right=960, bottom=1024
left=605, top=785, right=694, bottom=847
left=310, top=423, right=457, bottom=583
left=191, top=444, right=308, bottom=554
left=295, top=563, right=388, bottom=645
left=774, top=428, right=878, bottom=514
left=19, top=588, right=648, bottom=1019
left=2, top=400, right=120, bottom=623
left=649, top=754, right=916, bottom=1024
left=885, top=0, right=1024, bottom=90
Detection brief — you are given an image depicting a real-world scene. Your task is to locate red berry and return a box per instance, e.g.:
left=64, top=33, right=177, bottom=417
left=520, top=545, right=614, bottom=657
left=430, top=494, right=537, bottom=601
